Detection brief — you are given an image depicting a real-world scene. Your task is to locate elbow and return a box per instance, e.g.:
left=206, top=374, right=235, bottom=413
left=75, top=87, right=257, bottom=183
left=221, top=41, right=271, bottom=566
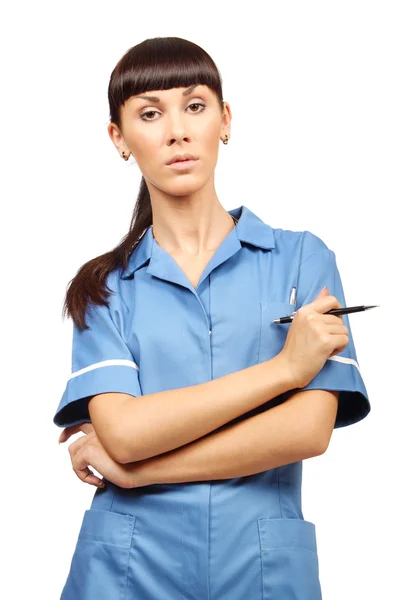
left=88, top=394, right=159, bottom=464
left=102, top=437, right=141, bottom=465
left=115, top=417, right=163, bottom=463
left=312, top=428, right=333, bottom=456
left=115, top=445, right=137, bottom=465
left=93, top=420, right=148, bottom=465
left=314, top=414, right=336, bottom=455
left=88, top=393, right=141, bottom=464
left=109, top=427, right=143, bottom=465
left=304, top=397, right=338, bottom=456
left=318, top=430, right=334, bottom=455
left=89, top=417, right=138, bottom=464
left=94, top=427, right=131, bottom=465
left=313, top=437, right=329, bottom=456
left=304, top=423, right=333, bottom=458
left=105, top=428, right=141, bottom=464
left=301, top=437, right=326, bottom=460
left=116, top=439, right=154, bottom=464
left=109, top=441, right=131, bottom=465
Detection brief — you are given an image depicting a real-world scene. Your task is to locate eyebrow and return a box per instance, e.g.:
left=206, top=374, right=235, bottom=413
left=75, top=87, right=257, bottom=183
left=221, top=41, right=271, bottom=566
left=134, top=84, right=200, bottom=103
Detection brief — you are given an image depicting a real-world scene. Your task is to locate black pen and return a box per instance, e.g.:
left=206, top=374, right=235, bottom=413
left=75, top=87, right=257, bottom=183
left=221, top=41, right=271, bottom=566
left=273, top=305, right=379, bottom=325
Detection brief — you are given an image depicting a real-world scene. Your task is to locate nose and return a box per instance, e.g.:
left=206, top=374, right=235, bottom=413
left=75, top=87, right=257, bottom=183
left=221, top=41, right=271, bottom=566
left=166, top=109, right=190, bottom=145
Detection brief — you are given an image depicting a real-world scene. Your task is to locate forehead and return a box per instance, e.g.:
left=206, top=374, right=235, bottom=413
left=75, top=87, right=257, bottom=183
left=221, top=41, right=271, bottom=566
left=127, top=84, right=211, bottom=105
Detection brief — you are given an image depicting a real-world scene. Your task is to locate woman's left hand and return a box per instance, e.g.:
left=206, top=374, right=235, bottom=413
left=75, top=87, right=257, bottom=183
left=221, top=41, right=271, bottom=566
left=58, top=423, right=145, bottom=489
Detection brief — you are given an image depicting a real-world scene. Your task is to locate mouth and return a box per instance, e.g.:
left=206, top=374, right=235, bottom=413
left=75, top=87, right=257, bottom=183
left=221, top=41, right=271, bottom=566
left=167, top=158, right=199, bottom=170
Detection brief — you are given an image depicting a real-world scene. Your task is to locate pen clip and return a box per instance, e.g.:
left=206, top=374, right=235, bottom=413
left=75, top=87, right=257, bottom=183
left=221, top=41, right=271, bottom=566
left=273, top=312, right=296, bottom=324
left=289, top=286, right=297, bottom=305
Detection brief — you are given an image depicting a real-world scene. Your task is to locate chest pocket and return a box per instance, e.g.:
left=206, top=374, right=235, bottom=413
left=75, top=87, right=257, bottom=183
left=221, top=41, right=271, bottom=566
left=258, top=302, right=294, bottom=363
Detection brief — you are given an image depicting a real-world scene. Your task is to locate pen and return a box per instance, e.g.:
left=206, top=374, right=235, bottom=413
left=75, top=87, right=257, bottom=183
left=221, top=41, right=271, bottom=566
left=273, top=304, right=379, bottom=325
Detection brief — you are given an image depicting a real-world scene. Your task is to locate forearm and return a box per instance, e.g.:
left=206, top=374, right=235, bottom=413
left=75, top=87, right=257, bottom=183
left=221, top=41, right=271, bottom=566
left=131, top=391, right=324, bottom=486
left=113, top=353, right=294, bottom=464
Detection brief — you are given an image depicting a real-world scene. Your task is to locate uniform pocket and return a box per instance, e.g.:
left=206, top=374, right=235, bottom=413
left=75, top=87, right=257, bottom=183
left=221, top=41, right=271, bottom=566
left=60, top=509, right=137, bottom=600
left=257, top=517, right=322, bottom=600
left=258, top=302, right=294, bottom=363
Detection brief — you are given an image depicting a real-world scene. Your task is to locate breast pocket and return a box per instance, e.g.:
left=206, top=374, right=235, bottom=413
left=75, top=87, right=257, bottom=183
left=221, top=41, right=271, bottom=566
left=60, top=509, right=137, bottom=600
left=258, top=302, right=294, bottom=363
left=257, top=517, right=322, bottom=600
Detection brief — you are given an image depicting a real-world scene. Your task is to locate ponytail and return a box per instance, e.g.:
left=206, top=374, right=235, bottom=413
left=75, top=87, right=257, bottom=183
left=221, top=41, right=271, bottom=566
left=62, top=36, right=225, bottom=330
left=62, top=177, right=152, bottom=330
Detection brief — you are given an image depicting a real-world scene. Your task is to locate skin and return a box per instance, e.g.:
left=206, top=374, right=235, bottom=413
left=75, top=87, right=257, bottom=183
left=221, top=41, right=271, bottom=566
left=107, top=84, right=236, bottom=255
left=58, top=86, right=347, bottom=488
left=60, top=83, right=238, bottom=487
left=59, top=293, right=346, bottom=489
left=59, top=422, right=139, bottom=489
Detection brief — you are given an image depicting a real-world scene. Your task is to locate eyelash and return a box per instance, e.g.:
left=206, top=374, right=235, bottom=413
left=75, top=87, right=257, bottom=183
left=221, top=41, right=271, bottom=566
left=140, top=102, right=206, bottom=122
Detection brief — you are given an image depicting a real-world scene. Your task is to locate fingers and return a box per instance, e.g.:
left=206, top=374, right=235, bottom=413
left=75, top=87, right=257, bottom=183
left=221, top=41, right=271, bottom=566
left=69, top=437, right=105, bottom=487
left=329, top=336, right=350, bottom=357
left=321, top=314, right=344, bottom=325
left=296, top=307, right=349, bottom=354
left=325, top=324, right=349, bottom=336
left=68, top=432, right=93, bottom=456
left=73, top=456, right=104, bottom=487
left=321, top=315, right=348, bottom=335
left=308, top=294, right=342, bottom=314
left=58, top=425, right=103, bottom=488
left=319, top=313, right=349, bottom=341
left=304, top=312, right=344, bottom=327
left=58, top=422, right=94, bottom=444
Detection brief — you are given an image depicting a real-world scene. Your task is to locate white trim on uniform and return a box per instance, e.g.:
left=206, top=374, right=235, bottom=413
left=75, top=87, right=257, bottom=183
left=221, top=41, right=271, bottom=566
left=69, top=359, right=140, bottom=380
left=327, top=355, right=361, bottom=374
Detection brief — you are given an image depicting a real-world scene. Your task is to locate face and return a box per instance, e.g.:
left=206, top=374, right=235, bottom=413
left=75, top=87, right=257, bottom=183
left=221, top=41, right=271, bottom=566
left=108, top=84, right=231, bottom=197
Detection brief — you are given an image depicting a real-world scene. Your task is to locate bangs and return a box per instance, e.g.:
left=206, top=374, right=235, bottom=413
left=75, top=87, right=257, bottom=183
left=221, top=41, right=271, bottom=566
left=108, top=37, right=223, bottom=123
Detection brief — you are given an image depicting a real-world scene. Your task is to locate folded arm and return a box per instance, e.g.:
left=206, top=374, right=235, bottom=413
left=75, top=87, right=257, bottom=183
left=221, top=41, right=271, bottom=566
left=88, top=354, right=294, bottom=464
left=129, top=389, right=338, bottom=486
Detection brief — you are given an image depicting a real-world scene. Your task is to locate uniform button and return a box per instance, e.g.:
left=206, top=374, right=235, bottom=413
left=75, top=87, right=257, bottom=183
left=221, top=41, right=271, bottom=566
left=209, top=329, right=212, bottom=335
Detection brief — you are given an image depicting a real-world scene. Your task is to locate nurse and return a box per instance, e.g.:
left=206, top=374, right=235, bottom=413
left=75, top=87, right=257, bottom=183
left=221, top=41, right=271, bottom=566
left=54, top=36, right=370, bottom=600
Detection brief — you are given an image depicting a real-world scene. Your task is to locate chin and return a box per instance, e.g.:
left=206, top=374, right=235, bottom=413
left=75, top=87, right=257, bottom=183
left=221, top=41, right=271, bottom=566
left=160, top=177, right=207, bottom=197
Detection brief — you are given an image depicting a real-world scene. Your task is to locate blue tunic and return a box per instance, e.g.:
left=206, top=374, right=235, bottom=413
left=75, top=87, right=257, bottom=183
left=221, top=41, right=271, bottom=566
left=54, top=204, right=370, bottom=599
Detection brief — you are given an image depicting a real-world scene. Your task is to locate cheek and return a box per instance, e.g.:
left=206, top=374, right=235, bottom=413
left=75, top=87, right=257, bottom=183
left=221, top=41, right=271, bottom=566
left=199, top=119, right=220, bottom=145
left=131, top=140, right=160, bottom=175
left=197, top=128, right=220, bottom=166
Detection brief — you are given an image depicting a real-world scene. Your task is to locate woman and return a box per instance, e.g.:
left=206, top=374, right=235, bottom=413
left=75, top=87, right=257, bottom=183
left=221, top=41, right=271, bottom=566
left=54, top=36, right=370, bottom=600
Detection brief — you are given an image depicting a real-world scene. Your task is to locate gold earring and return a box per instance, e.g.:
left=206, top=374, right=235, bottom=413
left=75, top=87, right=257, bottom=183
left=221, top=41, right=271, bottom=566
left=122, top=151, right=130, bottom=161
left=223, top=135, right=229, bottom=145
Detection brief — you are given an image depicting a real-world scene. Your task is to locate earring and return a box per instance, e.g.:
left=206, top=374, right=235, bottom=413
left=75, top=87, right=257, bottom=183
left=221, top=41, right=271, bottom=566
left=122, top=151, right=130, bottom=161
left=223, top=135, right=229, bottom=145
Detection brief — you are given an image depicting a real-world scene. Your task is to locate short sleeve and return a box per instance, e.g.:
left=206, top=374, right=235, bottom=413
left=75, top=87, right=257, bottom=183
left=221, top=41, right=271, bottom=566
left=292, top=232, right=371, bottom=428
left=53, top=283, right=142, bottom=428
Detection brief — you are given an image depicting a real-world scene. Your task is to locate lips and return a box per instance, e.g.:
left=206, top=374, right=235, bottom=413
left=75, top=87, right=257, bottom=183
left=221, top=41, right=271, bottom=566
left=166, top=154, right=198, bottom=165
left=167, top=159, right=198, bottom=170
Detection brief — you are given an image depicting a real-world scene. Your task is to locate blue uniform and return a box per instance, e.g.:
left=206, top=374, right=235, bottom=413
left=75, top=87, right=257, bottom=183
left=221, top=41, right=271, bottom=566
left=54, top=205, right=370, bottom=599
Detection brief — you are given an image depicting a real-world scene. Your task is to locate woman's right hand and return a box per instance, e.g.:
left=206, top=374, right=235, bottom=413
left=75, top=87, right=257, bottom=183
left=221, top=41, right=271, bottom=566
left=279, top=286, right=349, bottom=389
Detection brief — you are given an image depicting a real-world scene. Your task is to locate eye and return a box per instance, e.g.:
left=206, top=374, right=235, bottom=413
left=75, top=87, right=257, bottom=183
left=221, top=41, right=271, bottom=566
left=140, top=102, right=206, bottom=121
left=140, top=110, right=160, bottom=121
left=188, top=102, right=206, bottom=113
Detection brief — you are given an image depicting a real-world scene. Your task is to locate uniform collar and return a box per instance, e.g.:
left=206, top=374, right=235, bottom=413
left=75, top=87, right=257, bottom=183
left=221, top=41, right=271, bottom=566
left=120, top=204, right=275, bottom=280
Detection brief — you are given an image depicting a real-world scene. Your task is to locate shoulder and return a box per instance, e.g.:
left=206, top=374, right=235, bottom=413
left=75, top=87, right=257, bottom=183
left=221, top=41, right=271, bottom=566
left=272, top=226, right=334, bottom=264
left=105, top=268, right=122, bottom=296
left=94, top=269, right=129, bottom=316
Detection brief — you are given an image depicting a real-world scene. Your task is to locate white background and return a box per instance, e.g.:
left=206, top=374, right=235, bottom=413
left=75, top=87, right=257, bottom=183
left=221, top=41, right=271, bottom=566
left=1, top=1, right=398, bottom=598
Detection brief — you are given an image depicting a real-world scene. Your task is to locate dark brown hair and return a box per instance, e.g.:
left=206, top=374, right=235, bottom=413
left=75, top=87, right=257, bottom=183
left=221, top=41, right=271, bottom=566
left=62, top=36, right=225, bottom=330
